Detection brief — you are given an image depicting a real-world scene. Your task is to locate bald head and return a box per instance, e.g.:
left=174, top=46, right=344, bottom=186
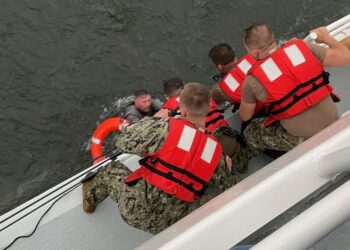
left=244, top=23, right=274, bottom=50
left=180, top=82, right=210, bottom=120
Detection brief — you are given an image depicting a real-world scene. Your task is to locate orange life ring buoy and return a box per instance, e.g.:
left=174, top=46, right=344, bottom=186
left=90, top=117, right=129, bottom=164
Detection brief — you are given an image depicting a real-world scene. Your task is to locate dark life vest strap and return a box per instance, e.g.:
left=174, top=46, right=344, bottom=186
left=140, top=157, right=208, bottom=186
left=267, top=71, right=330, bottom=116
left=207, top=108, right=223, bottom=116
left=169, top=108, right=181, bottom=117
left=141, top=159, right=207, bottom=197
left=169, top=106, right=223, bottom=121
left=169, top=106, right=225, bottom=129
left=167, top=105, right=180, bottom=117
left=205, top=114, right=225, bottom=127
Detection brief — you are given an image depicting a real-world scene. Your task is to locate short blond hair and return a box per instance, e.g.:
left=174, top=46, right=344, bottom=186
left=244, top=23, right=274, bottom=50
left=180, top=82, right=210, bottom=119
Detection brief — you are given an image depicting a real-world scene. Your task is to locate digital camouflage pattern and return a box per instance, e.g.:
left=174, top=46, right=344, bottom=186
left=243, top=118, right=304, bottom=157
left=84, top=117, right=237, bottom=234
left=115, top=116, right=170, bottom=155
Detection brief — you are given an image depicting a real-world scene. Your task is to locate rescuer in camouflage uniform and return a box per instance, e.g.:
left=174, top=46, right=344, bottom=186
left=82, top=83, right=241, bottom=234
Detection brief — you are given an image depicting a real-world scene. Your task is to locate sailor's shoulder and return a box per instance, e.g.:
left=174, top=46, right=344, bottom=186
left=128, top=117, right=170, bottom=132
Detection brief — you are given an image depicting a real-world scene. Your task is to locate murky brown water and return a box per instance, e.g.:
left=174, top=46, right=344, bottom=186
left=0, top=0, right=349, bottom=214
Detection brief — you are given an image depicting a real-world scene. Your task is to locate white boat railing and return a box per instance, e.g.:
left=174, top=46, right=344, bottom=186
left=304, top=14, right=350, bottom=43
left=325, top=13, right=350, bottom=33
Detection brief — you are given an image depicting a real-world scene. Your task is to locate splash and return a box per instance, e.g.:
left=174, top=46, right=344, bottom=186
left=98, top=95, right=135, bottom=122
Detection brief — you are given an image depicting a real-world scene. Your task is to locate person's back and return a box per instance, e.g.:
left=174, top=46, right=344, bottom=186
left=247, top=38, right=339, bottom=137
left=278, top=40, right=339, bottom=138
left=124, top=89, right=163, bottom=124
left=280, top=97, right=338, bottom=138
left=237, top=23, right=350, bottom=163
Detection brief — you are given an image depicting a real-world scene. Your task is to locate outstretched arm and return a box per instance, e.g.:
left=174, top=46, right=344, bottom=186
left=311, top=27, right=350, bottom=67
left=239, top=102, right=256, bottom=121
left=239, top=76, right=261, bottom=121
left=153, top=108, right=169, bottom=118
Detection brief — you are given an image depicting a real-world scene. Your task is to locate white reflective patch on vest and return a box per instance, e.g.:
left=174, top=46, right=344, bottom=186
left=177, top=125, right=196, bottom=152
left=238, top=59, right=252, bottom=74
left=224, top=74, right=239, bottom=92
left=201, top=138, right=217, bottom=163
left=284, top=44, right=306, bottom=67
left=175, top=97, right=180, bottom=103
left=261, top=58, right=282, bottom=82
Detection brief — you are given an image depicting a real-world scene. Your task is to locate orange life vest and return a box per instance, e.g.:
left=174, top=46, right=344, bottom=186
left=219, top=55, right=256, bottom=103
left=162, top=96, right=228, bottom=132
left=206, top=99, right=229, bottom=132
left=124, top=117, right=222, bottom=202
left=162, top=96, right=180, bottom=111
left=249, top=39, right=333, bottom=126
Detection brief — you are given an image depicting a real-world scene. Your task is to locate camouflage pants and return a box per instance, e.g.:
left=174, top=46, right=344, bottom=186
left=84, top=161, right=204, bottom=234
left=243, top=118, right=304, bottom=158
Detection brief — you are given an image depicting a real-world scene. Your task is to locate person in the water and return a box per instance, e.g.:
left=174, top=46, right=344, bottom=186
left=123, top=89, right=163, bottom=124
